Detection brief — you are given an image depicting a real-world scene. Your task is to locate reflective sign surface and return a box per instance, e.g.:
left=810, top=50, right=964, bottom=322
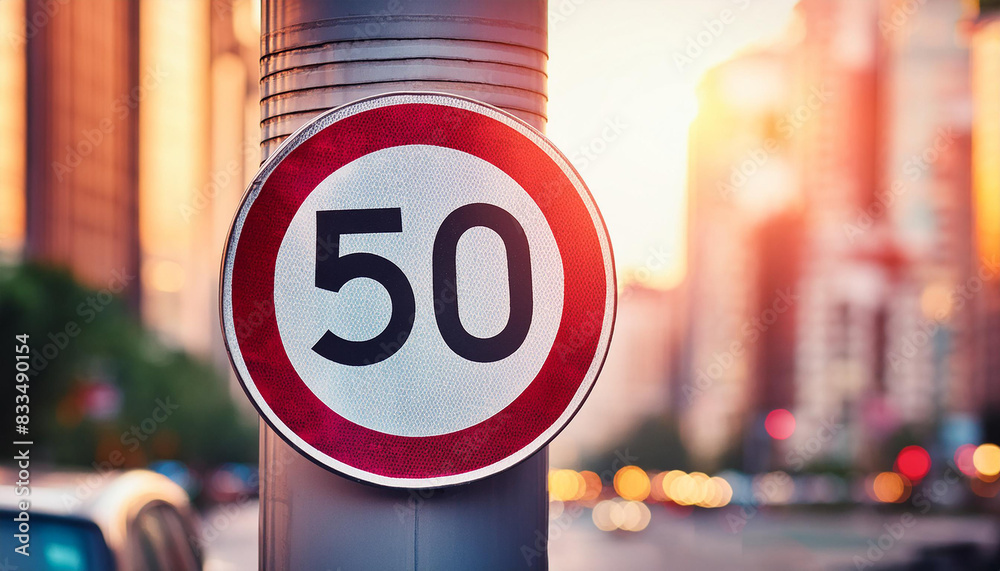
left=221, top=93, right=615, bottom=488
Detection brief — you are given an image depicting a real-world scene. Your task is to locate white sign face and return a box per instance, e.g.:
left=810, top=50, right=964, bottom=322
left=222, top=93, right=615, bottom=488
left=274, top=145, right=565, bottom=437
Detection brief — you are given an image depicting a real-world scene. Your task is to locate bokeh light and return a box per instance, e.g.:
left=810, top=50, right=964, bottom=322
left=895, top=445, right=931, bottom=481
left=592, top=500, right=624, bottom=532
left=614, top=465, right=651, bottom=501
left=549, top=469, right=587, bottom=502
left=955, top=444, right=977, bottom=477
left=668, top=473, right=697, bottom=505
left=870, top=472, right=910, bottom=503
left=578, top=470, right=603, bottom=502
left=619, top=501, right=652, bottom=532
left=649, top=472, right=668, bottom=502
left=659, top=470, right=685, bottom=502
left=700, top=476, right=734, bottom=508
left=973, top=443, right=1000, bottom=478
left=764, top=409, right=796, bottom=440
left=592, top=499, right=651, bottom=532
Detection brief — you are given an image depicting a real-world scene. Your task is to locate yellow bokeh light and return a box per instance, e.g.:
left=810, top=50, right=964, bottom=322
left=669, top=474, right=697, bottom=505
left=614, top=466, right=651, bottom=501
left=549, top=469, right=587, bottom=502
left=687, top=472, right=710, bottom=505
left=697, top=476, right=734, bottom=508
left=659, top=470, right=685, bottom=502
left=709, top=477, right=733, bottom=508
left=974, top=444, right=1000, bottom=477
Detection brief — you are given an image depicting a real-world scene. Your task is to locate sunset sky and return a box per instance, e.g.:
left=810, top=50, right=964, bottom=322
left=547, top=0, right=799, bottom=288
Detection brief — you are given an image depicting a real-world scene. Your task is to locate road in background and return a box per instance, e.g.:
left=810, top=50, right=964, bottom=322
left=201, top=501, right=999, bottom=570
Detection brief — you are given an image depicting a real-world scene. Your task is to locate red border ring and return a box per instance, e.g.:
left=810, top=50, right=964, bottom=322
left=221, top=93, right=616, bottom=488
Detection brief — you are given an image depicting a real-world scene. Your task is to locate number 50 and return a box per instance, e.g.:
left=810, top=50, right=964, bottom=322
left=312, top=203, right=533, bottom=366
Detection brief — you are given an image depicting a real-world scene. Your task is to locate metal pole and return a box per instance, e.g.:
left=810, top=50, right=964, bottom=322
left=257, top=1, right=549, bottom=569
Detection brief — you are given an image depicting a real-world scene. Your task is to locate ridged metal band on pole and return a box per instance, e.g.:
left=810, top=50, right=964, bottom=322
left=260, top=2, right=548, bottom=157
left=258, top=1, right=549, bottom=569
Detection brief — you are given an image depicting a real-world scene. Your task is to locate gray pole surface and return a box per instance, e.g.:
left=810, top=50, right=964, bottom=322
left=257, top=1, right=550, bottom=569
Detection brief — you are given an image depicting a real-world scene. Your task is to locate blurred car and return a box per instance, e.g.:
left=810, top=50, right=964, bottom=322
left=0, top=469, right=202, bottom=570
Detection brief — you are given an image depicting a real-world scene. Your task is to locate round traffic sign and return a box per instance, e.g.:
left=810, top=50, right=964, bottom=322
left=221, top=93, right=615, bottom=488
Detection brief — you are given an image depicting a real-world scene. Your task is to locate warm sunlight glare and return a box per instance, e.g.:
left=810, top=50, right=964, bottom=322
left=548, top=0, right=798, bottom=288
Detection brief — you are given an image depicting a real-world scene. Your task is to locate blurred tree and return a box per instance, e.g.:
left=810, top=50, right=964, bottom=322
left=0, top=263, right=256, bottom=468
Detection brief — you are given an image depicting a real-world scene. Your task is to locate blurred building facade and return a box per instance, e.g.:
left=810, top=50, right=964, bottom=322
left=0, top=0, right=260, bottom=392
left=138, top=0, right=260, bottom=375
left=683, top=45, right=800, bottom=468
left=683, top=0, right=980, bottom=471
left=0, top=2, right=27, bottom=263
left=21, top=0, right=142, bottom=308
left=970, top=0, right=1000, bottom=432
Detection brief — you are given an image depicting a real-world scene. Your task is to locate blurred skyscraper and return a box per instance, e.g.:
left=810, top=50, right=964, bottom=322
left=137, top=0, right=260, bottom=375
left=789, top=0, right=974, bottom=469
left=0, top=0, right=261, bottom=394
left=683, top=44, right=799, bottom=467
left=21, top=0, right=142, bottom=308
left=684, top=0, right=977, bottom=470
left=970, top=0, right=1000, bottom=439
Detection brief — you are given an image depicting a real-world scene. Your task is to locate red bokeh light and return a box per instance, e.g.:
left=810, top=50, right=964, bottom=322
left=954, top=444, right=977, bottom=477
left=765, top=409, right=796, bottom=440
left=895, top=445, right=931, bottom=481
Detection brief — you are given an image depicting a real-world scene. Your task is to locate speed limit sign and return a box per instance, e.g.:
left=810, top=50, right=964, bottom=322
left=221, top=93, right=615, bottom=488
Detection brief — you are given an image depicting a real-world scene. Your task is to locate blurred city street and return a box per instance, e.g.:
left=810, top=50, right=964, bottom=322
left=200, top=501, right=1000, bottom=570
left=5, top=0, right=1000, bottom=568
left=550, top=509, right=1000, bottom=570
